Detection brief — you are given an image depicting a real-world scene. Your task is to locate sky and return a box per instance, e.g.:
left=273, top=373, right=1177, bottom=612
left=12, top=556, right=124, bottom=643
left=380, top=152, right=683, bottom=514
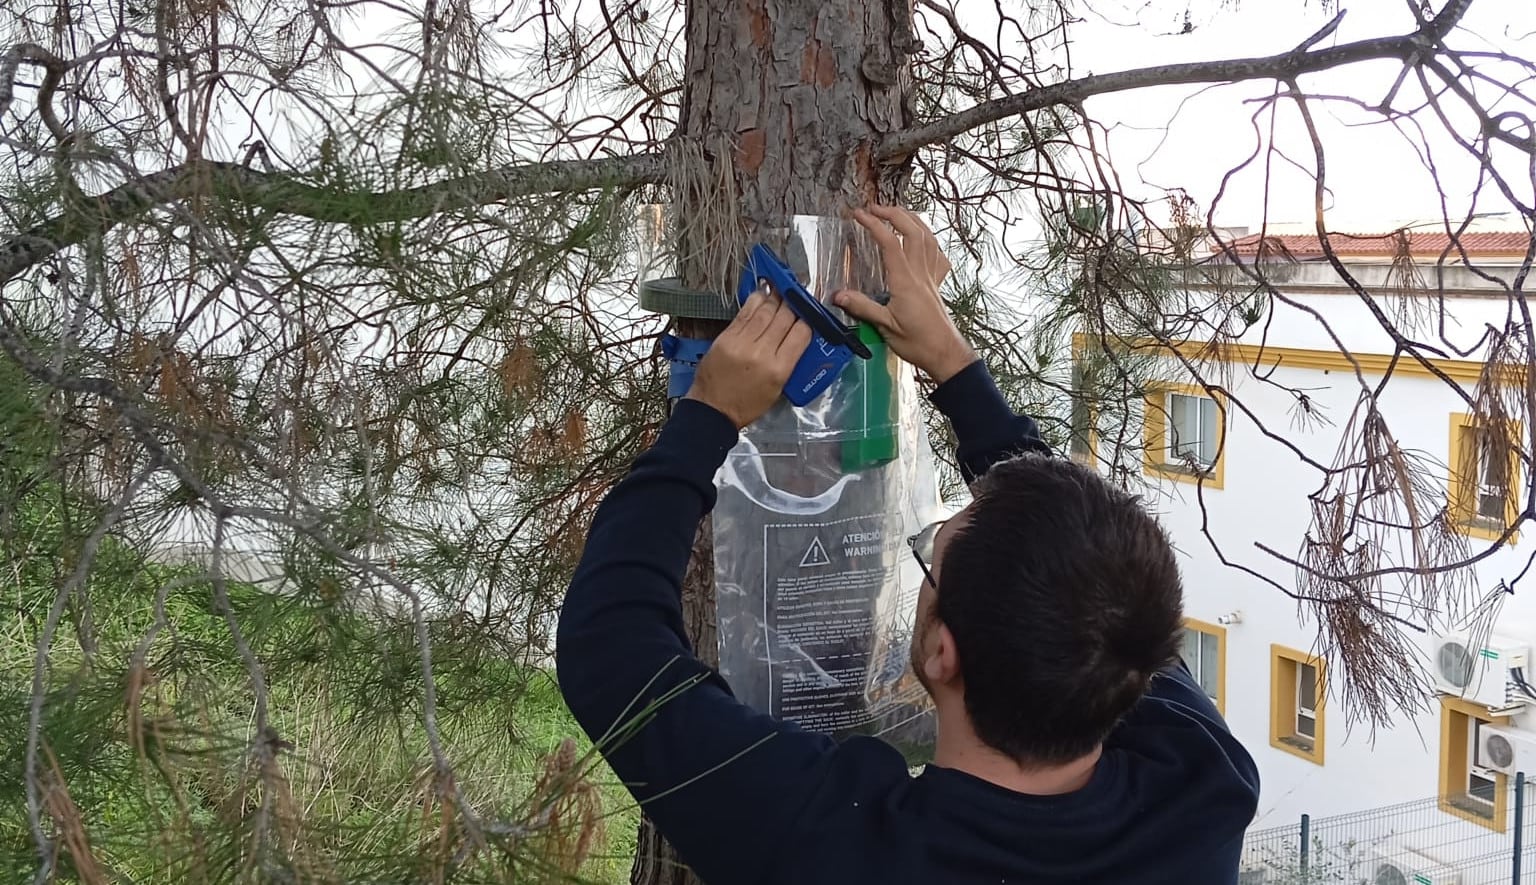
left=1054, top=0, right=1536, bottom=232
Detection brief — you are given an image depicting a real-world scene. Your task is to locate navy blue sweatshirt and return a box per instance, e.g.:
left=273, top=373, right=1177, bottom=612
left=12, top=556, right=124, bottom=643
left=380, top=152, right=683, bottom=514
left=557, top=361, right=1261, bottom=884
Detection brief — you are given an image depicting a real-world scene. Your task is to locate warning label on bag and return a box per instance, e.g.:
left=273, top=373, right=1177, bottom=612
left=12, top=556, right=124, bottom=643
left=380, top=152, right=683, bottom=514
left=764, top=514, right=901, bottom=733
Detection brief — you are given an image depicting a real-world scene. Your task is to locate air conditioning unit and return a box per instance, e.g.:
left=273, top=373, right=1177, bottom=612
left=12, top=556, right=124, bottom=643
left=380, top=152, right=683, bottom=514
left=1477, top=725, right=1536, bottom=776
left=1431, top=632, right=1529, bottom=711
left=1369, top=843, right=1461, bottom=885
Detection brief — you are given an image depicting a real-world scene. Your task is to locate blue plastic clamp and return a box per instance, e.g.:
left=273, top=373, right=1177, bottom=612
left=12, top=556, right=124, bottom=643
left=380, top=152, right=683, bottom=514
left=736, top=243, right=864, bottom=407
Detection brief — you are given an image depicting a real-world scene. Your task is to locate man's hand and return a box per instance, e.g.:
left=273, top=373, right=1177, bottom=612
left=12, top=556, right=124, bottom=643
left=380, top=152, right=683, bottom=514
left=834, top=205, right=978, bottom=384
left=685, top=289, right=813, bottom=428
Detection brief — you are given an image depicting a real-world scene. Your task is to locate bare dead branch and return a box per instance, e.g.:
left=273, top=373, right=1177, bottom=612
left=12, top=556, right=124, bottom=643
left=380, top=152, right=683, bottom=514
left=879, top=14, right=1472, bottom=161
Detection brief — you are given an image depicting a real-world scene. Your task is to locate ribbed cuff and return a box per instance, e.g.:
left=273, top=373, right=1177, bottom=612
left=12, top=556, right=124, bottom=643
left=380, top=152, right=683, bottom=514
left=652, top=398, right=741, bottom=484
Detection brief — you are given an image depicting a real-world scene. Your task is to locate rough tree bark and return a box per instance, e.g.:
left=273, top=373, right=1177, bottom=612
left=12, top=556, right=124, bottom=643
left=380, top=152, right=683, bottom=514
left=629, top=1, right=917, bottom=882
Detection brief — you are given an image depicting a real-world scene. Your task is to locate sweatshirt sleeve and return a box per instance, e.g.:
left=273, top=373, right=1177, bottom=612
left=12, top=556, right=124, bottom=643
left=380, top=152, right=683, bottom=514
left=928, top=360, right=1052, bottom=481
left=555, top=398, right=841, bottom=885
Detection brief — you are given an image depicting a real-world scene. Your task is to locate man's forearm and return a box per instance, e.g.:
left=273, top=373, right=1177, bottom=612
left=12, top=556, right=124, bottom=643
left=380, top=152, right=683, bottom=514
left=928, top=359, right=1051, bottom=480
left=555, top=399, right=738, bottom=740
left=554, top=400, right=841, bottom=885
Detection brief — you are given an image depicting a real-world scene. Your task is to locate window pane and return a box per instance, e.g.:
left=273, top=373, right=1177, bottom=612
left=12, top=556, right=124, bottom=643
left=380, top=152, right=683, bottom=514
left=1478, top=431, right=1508, bottom=487
left=1298, top=663, right=1317, bottom=709
left=1469, top=771, right=1497, bottom=805
left=1069, top=411, right=1090, bottom=455
left=1199, top=632, right=1220, bottom=698
left=1296, top=712, right=1316, bottom=739
left=1198, top=397, right=1219, bottom=465
left=1481, top=438, right=1500, bottom=485
left=1169, top=394, right=1200, bottom=461
left=1180, top=628, right=1201, bottom=671
left=1070, top=367, right=1091, bottom=456
left=1475, top=430, right=1508, bottom=519
left=1167, top=393, right=1218, bottom=468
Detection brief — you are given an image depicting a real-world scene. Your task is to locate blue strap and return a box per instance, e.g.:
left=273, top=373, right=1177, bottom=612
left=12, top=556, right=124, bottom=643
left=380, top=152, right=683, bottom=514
left=661, top=334, right=713, bottom=399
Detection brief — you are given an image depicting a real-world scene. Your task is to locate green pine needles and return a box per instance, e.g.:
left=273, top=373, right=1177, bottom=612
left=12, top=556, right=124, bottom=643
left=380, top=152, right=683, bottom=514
left=0, top=353, right=640, bottom=883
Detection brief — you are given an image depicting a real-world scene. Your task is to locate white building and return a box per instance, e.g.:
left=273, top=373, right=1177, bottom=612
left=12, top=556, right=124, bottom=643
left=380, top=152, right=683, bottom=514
left=1071, top=229, right=1535, bottom=879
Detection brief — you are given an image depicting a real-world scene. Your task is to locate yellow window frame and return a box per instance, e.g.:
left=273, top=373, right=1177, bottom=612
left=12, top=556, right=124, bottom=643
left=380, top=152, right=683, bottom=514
left=1448, top=412, right=1523, bottom=543
left=1269, top=644, right=1325, bottom=765
left=1143, top=382, right=1226, bottom=489
left=1438, top=696, right=1511, bottom=832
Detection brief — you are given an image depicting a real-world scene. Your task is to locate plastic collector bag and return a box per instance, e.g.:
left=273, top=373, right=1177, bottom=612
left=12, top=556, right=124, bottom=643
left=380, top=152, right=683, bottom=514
left=712, top=215, right=948, bottom=763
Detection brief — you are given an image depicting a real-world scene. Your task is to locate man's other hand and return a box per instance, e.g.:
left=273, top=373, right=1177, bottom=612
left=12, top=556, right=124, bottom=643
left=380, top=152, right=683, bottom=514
left=685, top=288, right=813, bottom=428
left=835, top=205, right=977, bottom=384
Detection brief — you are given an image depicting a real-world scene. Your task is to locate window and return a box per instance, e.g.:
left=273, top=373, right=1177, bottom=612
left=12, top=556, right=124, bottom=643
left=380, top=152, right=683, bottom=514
left=1295, top=662, right=1319, bottom=741
left=1470, top=720, right=1499, bottom=807
left=1181, top=618, right=1226, bottom=715
left=1270, top=644, right=1325, bottom=765
left=1439, top=697, right=1510, bottom=832
left=1169, top=392, right=1219, bottom=468
left=1069, top=362, right=1094, bottom=462
left=1143, top=383, right=1226, bottom=489
left=1448, top=413, right=1523, bottom=542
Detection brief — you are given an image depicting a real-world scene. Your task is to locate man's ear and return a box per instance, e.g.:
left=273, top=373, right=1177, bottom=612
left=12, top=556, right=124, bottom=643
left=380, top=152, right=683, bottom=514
left=923, top=621, right=963, bottom=687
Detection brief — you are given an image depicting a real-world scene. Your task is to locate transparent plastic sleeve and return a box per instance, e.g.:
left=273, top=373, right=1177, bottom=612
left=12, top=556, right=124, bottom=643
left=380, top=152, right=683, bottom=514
left=711, top=216, right=947, bottom=763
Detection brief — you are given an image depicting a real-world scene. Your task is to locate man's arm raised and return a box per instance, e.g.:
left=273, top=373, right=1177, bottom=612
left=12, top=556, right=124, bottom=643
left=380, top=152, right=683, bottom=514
left=835, top=206, right=1050, bottom=478
left=557, top=293, right=851, bottom=885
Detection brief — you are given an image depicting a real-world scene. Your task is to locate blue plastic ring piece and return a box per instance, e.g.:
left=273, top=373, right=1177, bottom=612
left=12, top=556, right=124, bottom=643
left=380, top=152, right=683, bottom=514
left=661, top=334, right=713, bottom=399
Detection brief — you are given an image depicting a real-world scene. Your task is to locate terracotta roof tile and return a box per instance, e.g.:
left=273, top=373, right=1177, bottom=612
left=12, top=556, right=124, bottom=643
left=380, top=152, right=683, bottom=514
left=1227, top=231, right=1532, bottom=258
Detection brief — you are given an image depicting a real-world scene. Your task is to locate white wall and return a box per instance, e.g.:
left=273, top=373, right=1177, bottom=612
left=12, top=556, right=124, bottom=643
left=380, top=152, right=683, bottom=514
left=1137, top=275, right=1535, bottom=832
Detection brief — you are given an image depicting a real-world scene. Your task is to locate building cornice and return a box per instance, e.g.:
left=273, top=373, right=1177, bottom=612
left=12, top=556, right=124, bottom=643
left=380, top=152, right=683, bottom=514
left=1073, top=332, right=1523, bottom=386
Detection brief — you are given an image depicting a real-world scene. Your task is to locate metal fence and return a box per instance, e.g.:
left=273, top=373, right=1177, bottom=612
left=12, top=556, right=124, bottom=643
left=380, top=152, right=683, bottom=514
left=1240, top=773, right=1536, bottom=884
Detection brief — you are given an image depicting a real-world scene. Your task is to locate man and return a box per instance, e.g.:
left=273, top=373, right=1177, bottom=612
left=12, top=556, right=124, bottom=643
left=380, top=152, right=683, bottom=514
left=556, top=206, right=1260, bottom=884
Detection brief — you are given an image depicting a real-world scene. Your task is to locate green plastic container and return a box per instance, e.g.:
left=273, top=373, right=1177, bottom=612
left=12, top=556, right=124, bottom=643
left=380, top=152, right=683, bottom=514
left=841, top=323, right=899, bottom=472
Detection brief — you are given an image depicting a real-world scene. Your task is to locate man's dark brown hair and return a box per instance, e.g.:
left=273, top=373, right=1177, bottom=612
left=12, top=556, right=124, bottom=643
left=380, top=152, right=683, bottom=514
left=936, top=454, right=1185, bottom=764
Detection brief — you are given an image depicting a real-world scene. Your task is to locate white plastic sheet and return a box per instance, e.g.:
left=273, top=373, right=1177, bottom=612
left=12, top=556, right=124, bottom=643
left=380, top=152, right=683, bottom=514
left=711, top=216, right=947, bottom=761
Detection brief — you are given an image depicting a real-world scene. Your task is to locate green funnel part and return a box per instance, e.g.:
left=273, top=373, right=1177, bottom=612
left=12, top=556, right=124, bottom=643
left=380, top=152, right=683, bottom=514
left=841, top=323, right=898, bottom=472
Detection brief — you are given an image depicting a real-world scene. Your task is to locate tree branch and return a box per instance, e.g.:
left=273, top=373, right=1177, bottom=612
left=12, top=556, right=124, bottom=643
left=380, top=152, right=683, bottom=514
left=1, top=152, right=666, bottom=284
left=0, top=0, right=1485, bottom=286
left=0, top=43, right=63, bottom=122
left=877, top=28, right=1450, bottom=161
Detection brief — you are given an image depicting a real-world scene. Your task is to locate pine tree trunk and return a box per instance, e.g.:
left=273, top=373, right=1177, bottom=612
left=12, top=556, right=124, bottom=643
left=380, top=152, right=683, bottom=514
left=629, top=1, right=916, bottom=882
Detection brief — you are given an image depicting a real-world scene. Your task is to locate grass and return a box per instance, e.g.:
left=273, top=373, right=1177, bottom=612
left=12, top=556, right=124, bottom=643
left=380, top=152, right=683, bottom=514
left=0, top=354, right=642, bottom=883
left=0, top=518, right=642, bottom=884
